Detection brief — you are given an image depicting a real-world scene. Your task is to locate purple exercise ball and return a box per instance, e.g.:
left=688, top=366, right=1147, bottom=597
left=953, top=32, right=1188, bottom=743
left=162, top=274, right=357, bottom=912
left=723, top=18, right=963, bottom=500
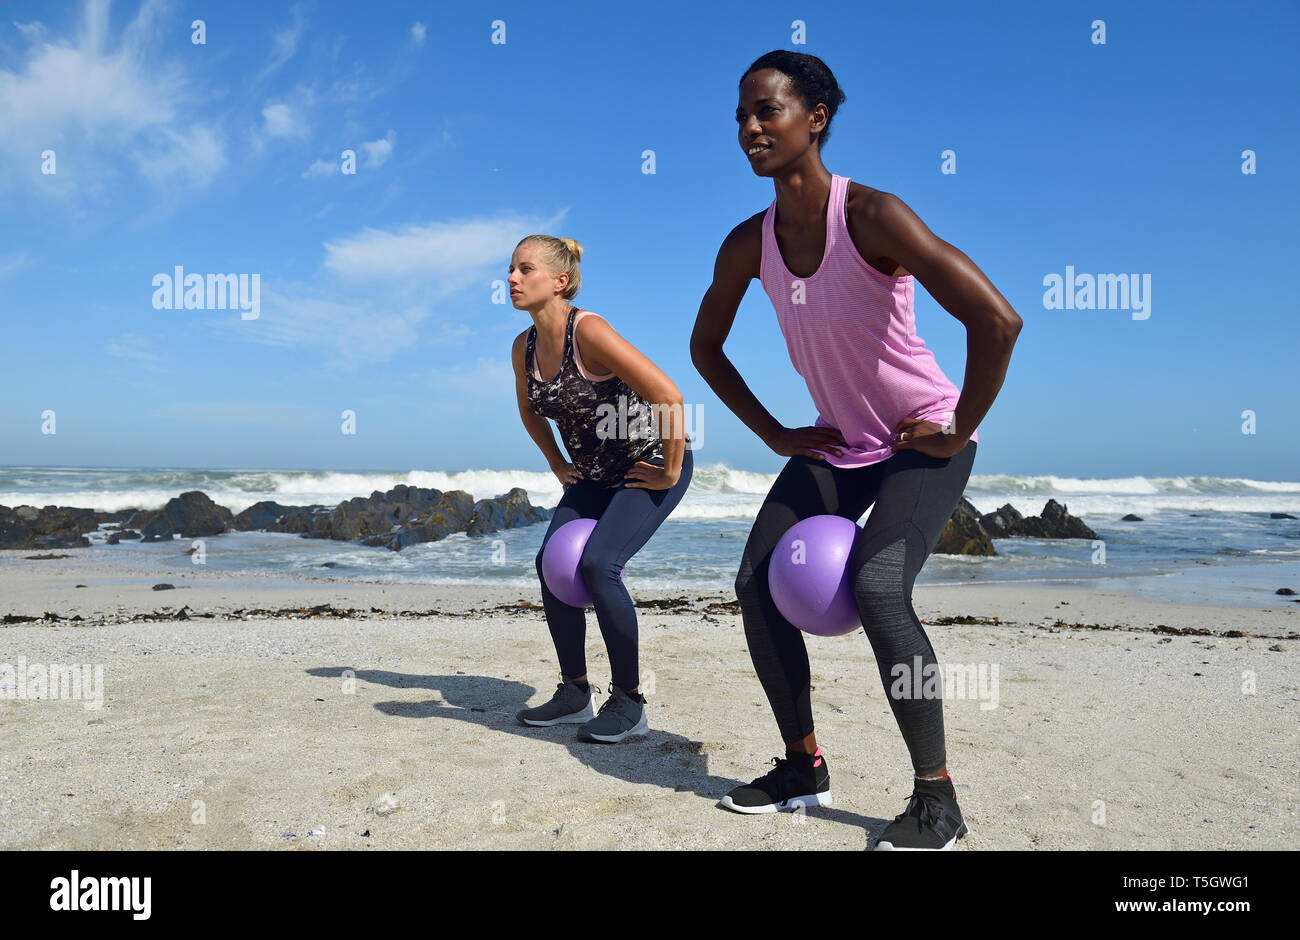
left=541, top=518, right=624, bottom=609
left=768, top=514, right=863, bottom=637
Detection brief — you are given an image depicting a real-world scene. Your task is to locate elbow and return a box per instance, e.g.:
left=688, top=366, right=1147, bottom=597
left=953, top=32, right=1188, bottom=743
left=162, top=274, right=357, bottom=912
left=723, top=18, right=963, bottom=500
left=690, top=336, right=720, bottom=375
left=995, top=310, right=1023, bottom=347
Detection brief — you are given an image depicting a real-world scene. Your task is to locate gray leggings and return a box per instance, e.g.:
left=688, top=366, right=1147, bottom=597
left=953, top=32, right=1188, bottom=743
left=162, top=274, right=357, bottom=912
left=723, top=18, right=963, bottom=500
left=734, top=442, right=977, bottom=776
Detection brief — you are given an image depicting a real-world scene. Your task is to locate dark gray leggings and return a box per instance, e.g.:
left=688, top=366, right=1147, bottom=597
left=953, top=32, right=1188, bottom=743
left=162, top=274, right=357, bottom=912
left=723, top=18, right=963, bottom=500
left=534, top=450, right=693, bottom=691
left=734, top=441, right=977, bottom=776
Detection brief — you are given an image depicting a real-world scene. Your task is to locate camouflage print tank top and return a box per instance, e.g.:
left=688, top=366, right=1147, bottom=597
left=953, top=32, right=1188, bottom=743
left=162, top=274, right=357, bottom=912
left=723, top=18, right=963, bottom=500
left=526, top=305, right=665, bottom=487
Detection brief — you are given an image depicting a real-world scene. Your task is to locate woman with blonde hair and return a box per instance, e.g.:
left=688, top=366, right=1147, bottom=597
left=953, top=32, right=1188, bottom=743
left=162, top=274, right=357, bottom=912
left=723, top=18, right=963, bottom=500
left=510, top=234, right=693, bottom=742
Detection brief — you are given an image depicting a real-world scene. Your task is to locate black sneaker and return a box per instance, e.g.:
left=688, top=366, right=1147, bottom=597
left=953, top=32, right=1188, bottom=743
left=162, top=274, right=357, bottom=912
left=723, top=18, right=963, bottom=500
left=718, top=747, right=833, bottom=814
left=873, top=774, right=970, bottom=850
left=516, top=676, right=598, bottom=726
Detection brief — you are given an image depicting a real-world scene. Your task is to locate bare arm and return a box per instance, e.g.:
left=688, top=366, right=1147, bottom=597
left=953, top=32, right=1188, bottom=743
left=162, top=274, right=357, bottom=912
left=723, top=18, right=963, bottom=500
left=689, top=217, right=847, bottom=460
left=573, top=316, right=686, bottom=483
left=858, top=192, right=1023, bottom=449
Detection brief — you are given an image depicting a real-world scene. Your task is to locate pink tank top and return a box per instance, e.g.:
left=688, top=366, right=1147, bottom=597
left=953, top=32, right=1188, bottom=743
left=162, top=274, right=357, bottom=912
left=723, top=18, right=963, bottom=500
left=759, top=173, right=977, bottom=467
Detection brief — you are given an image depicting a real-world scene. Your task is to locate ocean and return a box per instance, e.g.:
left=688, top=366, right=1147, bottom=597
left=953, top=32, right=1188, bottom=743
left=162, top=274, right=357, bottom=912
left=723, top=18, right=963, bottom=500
left=2, top=465, right=1298, bottom=610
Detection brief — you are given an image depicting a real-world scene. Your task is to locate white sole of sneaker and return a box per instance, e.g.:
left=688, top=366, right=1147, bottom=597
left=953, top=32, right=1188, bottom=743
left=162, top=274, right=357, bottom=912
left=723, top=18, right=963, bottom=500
left=516, top=698, right=597, bottom=726
left=579, top=710, right=649, bottom=743
left=717, top=791, right=834, bottom=814
left=874, top=822, right=971, bottom=851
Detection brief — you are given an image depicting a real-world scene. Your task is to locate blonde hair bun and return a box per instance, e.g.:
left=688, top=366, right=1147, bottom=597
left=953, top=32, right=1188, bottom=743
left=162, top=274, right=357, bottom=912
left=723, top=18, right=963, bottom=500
left=560, top=237, right=584, bottom=262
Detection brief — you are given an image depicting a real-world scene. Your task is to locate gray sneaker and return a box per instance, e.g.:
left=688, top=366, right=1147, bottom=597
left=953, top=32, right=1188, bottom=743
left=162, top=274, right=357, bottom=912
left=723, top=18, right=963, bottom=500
left=578, top=684, right=649, bottom=743
left=516, top=676, right=598, bottom=726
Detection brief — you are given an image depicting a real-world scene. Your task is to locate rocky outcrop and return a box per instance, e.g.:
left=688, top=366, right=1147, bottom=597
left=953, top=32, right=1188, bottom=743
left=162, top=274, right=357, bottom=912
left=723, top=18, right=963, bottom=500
left=359, top=490, right=476, bottom=551
left=978, top=503, right=1025, bottom=538
left=1017, top=499, right=1098, bottom=539
left=0, top=505, right=96, bottom=549
left=125, top=491, right=234, bottom=541
left=467, top=487, right=551, bottom=536
left=3, top=482, right=552, bottom=552
left=934, top=497, right=1098, bottom=555
left=267, top=484, right=551, bottom=551
left=233, top=500, right=316, bottom=531
left=934, top=498, right=996, bottom=556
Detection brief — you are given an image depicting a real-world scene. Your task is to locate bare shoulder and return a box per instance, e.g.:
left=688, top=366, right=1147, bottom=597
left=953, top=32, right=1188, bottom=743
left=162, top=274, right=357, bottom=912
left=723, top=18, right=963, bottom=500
left=846, top=181, right=896, bottom=220
left=573, top=309, right=612, bottom=338
left=511, top=326, right=532, bottom=367
left=716, top=210, right=765, bottom=281
left=845, top=183, right=923, bottom=276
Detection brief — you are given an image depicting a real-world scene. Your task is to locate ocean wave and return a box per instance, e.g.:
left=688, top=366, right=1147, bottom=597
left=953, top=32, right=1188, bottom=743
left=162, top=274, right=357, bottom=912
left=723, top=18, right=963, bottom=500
left=2, top=465, right=1299, bottom=519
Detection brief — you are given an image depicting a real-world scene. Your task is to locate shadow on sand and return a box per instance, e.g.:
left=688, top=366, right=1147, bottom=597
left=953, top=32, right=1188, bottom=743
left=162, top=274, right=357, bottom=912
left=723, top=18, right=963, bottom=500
left=307, top=666, right=888, bottom=839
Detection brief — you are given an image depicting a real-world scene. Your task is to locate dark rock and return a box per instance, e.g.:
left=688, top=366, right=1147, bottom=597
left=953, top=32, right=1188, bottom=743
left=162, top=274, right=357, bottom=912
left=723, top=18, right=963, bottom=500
left=152, top=583, right=175, bottom=591
left=0, top=504, right=97, bottom=549
left=979, top=503, right=1025, bottom=538
left=1272, top=513, right=1297, bottom=519
left=935, top=501, right=996, bottom=556
left=123, top=508, right=161, bottom=530
left=160, top=491, right=233, bottom=538
left=126, top=491, right=233, bottom=540
left=1122, top=513, right=1144, bottom=521
left=360, top=491, right=476, bottom=551
left=1277, top=588, right=1297, bottom=596
left=466, top=487, right=551, bottom=536
left=140, top=515, right=175, bottom=542
left=94, top=508, right=139, bottom=525
left=266, top=505, right=333, bottom=535
left=106, top=530, right=142, bottom=544
left=233, top=500, right=308, bottom=531
left=1018, top=500, right=1098, bottom=540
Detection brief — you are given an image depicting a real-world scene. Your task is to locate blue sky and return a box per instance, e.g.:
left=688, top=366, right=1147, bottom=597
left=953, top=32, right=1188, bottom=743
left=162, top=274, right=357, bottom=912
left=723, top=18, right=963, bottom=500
left=2, top=0, right=1297, bottom=480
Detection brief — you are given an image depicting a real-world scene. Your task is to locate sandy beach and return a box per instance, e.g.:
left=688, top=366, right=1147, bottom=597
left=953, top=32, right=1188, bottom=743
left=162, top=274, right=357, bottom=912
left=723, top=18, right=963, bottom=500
left=1, top=548, right=1296, bottom=851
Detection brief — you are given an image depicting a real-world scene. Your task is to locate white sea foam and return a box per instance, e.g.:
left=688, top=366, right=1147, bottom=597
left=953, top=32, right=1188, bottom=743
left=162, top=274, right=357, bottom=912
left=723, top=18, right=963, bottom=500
left=1, top=465, right=1299, bottom=519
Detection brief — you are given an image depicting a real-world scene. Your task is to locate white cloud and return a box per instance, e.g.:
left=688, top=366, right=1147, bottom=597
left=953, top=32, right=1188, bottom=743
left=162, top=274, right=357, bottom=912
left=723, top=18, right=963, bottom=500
left=0, top=0, right=224, bottom=196
left=321, top=211, right=566, bottom=292
left=302, top=158, right=338, bottom=179
left=105, top=331, right=164, bottom=369
left=205, top=287, right=431, bottom=371
left=257, top=4, right=306, bottom=81
left=360, top=129, right=396, bottom=168
left=0, top=253, right=36, bottom=280
left=14, top=21, right=49, bottom=44
left=411, top=22, right=427, bottom=45
left=137, top=123, right=227, bottom=185
left=262, top=102, right=303, bottom=138
left=202, top=213, right=563, bottom=369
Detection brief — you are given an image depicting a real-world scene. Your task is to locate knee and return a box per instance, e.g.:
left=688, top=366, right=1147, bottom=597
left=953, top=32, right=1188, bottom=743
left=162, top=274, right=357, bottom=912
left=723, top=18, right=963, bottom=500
left=734, top=554, right=761, bottom=603
left=578, top=550, right=617, bottom=589
left=853, top=539, right=909, bottom=620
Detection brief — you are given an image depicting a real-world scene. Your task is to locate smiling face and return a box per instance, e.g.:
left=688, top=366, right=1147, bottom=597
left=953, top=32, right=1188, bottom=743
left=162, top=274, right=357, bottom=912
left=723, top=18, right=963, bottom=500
left=508, top=243, right=566, bottom=309
left=736, top=68, right=828, bottom=176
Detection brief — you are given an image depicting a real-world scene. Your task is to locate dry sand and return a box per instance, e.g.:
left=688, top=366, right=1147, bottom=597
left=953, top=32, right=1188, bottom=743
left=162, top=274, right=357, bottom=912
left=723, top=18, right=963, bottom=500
left=1, top=549, right=1296, bottom=850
